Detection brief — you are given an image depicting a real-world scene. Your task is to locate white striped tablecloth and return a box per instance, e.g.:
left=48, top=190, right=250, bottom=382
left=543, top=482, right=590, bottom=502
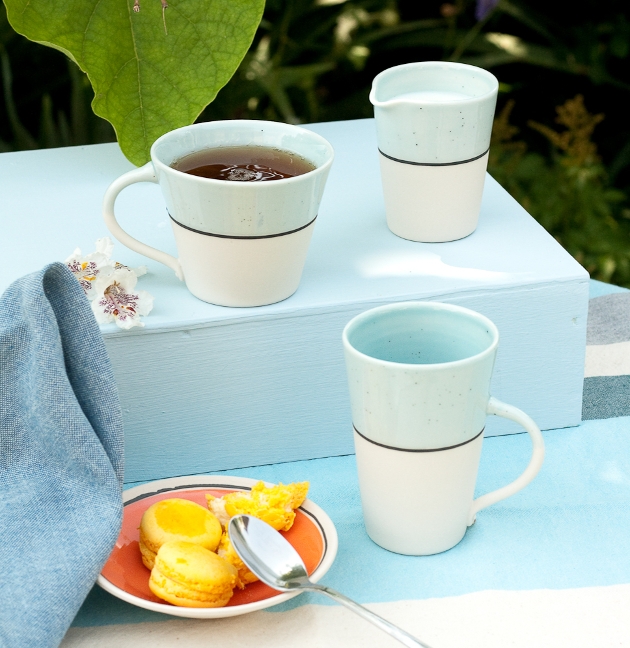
left=63, top=279, right=630, bottom=648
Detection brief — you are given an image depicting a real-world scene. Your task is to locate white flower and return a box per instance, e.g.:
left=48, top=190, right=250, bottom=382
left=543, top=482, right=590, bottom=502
left=66, top=237, right=154, bottom=329
left=91, top=267, right=154, bottom=330
left=65, top=237, right=116, bottom=298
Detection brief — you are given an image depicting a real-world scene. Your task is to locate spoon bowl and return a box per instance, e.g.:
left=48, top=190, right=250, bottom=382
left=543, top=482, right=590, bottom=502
left=228, top=514, right=434, bottom=648
left=228, top=514, right=310, bottom=591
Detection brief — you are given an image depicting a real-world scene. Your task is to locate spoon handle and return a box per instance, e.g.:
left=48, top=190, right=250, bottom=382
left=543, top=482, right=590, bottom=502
left=307, top=584, right=433, bottom=648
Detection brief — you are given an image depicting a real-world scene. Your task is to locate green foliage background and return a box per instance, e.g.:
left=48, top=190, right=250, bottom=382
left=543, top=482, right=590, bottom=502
left=2, top=0, right=264, bottom=165
left=1, top=0, right=630, bottom=285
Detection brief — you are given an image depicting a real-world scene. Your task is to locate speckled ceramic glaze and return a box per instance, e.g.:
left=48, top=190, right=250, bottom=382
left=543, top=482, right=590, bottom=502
left=370, top=62, right=498, bottom=242
left=103, top=120, right=334, bottom=307
left=343, top=302, right=544, bottom=555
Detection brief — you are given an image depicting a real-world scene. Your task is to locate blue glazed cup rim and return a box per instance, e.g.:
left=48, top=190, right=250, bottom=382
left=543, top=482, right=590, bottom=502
left=342, top=301, right=499, bottom=370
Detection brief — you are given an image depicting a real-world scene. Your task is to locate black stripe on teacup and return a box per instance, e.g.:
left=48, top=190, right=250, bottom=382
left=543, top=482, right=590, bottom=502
left=353, top=425, right=483, bottom=452
left=378, top=147, right=490, bottom=167
left=169, top=212, right=317, bottom=239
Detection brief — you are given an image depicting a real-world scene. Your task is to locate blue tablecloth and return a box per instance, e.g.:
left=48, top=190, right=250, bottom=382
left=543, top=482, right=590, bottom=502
left=62, top=279, right=630, bottom=648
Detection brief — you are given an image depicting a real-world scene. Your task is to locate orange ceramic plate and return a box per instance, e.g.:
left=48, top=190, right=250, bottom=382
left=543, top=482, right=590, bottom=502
left=97, top=475, right=338, bottom=619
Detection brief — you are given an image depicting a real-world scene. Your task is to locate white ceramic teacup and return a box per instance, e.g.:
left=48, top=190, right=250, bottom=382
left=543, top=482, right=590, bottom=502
left=370, top=62, right=498, bottom=242
left=103, top=120, right=334, bottom=307
left=343, top=302, right=544, bottom=555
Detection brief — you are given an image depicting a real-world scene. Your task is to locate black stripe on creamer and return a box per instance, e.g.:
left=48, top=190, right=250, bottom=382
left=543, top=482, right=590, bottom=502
left=378, top=147, right=489, bottom=167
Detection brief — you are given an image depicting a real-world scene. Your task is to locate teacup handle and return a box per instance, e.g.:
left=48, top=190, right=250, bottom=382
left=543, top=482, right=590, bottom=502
left=467, top=396, right=545, bottom=526
left=102, top=162, right=184, bottom=280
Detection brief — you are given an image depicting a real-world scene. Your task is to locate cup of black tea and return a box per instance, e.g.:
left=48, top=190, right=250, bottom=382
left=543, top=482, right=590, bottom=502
left=103, top=120, right=334, bottom=306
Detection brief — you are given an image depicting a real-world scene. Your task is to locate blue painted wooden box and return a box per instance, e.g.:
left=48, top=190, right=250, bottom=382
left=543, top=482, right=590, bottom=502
left=0, top=119, right=589, bottom=483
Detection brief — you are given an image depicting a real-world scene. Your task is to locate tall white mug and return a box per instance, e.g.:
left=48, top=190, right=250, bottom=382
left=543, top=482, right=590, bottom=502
left=343, top=302, right=545, bottom=555
left=103, top=120, right=334, bottom=307
left=370, top=62, right=498, bottom=242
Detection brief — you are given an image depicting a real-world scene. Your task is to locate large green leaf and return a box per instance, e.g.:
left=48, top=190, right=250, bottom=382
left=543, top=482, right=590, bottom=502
left=3, top=0, right=265, bottom=165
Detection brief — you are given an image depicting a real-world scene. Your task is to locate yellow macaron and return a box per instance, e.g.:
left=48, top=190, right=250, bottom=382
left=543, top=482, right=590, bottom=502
left=139, top=498, right=222, bottom=570
left=149, top=541, right=238, bottom=608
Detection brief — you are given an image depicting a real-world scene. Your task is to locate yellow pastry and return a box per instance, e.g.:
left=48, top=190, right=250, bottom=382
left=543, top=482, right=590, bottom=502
left=149, top=541, right=238, bottom=608
left=139, top=498, right=222, bottom=570
left=216, top=531, right=259, bottom=589
left=206, top=481, right=309, bottom=532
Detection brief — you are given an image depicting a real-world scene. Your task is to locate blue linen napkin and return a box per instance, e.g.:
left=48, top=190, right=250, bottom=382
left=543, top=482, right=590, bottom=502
left=0, top=262, right=124, bottom=647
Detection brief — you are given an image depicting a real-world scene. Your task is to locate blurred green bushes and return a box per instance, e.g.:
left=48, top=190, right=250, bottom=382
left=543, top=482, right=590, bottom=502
left=2, top=0, right=630, bottom=284
left=489, top=95, right=630, bottom=284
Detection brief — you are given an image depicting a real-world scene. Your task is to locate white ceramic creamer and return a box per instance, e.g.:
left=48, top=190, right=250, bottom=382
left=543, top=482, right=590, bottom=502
left=370, top=62, right=498, bottom=242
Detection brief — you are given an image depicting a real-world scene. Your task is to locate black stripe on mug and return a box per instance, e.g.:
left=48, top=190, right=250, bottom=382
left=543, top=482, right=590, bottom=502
left=353, top=425, right=484, bottom=452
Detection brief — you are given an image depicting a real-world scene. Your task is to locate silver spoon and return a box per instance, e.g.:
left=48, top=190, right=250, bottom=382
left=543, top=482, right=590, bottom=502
left=228, top=514, right=433, bottom=648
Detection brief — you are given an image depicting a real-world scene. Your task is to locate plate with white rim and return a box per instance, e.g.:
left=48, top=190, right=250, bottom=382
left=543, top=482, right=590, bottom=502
left=97, top=474, right=338, bottom=618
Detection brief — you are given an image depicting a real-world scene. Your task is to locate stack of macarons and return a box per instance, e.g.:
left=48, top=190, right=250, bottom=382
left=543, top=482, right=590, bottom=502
left=140, top=498, right=234, bottom=607
left=138, top=481, right=309, bottom=608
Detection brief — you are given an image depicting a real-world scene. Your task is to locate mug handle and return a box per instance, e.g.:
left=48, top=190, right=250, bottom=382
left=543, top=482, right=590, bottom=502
left=102, top=162, right=184, bottom=280
left=467, top=396, right=545, bottom=526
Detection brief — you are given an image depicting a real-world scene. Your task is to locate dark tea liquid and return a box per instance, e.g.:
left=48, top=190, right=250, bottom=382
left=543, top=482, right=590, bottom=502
left=172, top=146, right=316, bottom=182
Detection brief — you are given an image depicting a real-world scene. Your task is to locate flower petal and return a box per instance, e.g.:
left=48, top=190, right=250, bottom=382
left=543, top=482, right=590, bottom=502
left=91, top=279, right=151, bottom=329
left=95, top=237, right=115, bottom=258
